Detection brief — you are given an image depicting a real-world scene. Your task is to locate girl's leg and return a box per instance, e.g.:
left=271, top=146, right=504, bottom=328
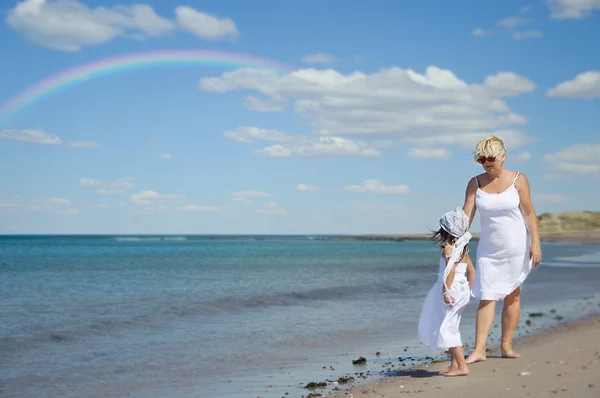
left=465, top=299, right=496, bottom=364
left=446, top=346, right=468, bottom=377
left=438, top=354, right=458, bottom=374
left=501, top=287, right=521, bottom=358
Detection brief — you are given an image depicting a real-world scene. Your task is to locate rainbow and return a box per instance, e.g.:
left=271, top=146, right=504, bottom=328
left=0, top=49, right=296, bottom=122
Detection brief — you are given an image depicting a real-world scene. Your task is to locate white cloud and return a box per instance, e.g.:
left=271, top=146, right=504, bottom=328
left=1, top=196, right=72, bottom=212
left=79, top=178, right=102, bottom=187
left=135, top=205, right=168, bottom=215
left=547, top=71, right=600, bottom=99
left=79, top=177, right=134, bottom=193
left=256, top=201, right=286, bottom=215
left=44, top=197, right=71, bottom=206
left=483, top=72, right=536, bottom=97
left=180, top=204, right=219, bottom=212
left=224, top=127, right=384, bottom=158
left=97, top=188, right=126, bottom=196
left=223, top=127, right=294, bottom=143
left=510, top=151, right=531, bottom=163
left=535, top=193, right=567, bottom=203
left=498, top=16, right=532, bottom=28
left=147, top=138, right=157, bottom=145
left=520, top=5, right=532, bottom=13
left=199, top=66, right=536, bottom=147
left=175, top=6, right=238, bottom=40
left=407, top=130, right=531, bottom=150
left=0, top=128, right=62, bottom=145
left=6, top=0, right=238, bottom=51
left=6, top=0, right=174, bottom=51
left=407, top=147, right=452, bottom=160
left=68, top=141, right=102, bottom=148
left=1, top=128, right=103, bottom=148
left=232, top=191, right=269, bottom=204
left=301, top=52, right=335, bottom=64
left=160, top=153, right=173, bottom=160
left=472, top=28, right=486, bottom=37
left=513, top=30, right=542, bottom=40
left=91, top=204, right=111, bottom=209
left=344, top=179, right=410, bottom=194
left=254, top=136, right=382, bottom=158
left=543, top=144, right=600, bottom=177
left=65, top=208, right=79, bottom=215
left=130, top=190, right=183, bottom=205
left=546, top=0, right=600, bottom=19
left=296, top=184, right=319, bottom=191
left=243, top=95, right=288, bottom=112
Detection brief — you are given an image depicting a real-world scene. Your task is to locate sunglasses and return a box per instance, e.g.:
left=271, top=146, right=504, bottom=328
left=477, top=156, right=496, bottom=164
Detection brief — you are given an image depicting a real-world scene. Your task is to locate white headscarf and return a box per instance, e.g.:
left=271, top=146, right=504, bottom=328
left=439, top=207, right=472, bottom=305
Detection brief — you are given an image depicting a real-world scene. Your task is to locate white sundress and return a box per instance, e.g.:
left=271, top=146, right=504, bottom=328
left=418, top=256, right=471, bottom=351
left=472, top=172, right=532, bottom=301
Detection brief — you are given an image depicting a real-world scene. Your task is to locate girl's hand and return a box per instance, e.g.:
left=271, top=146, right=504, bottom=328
left=530, top=242, right=542, bottom=268
left=443, top=291, right=455, bottom=306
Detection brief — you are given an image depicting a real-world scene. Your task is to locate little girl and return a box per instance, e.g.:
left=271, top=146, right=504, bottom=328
left=418, top=207, right=475, bottom=377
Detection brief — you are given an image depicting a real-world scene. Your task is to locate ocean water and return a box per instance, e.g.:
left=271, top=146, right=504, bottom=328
left=1, top=236, right=600, bottom=398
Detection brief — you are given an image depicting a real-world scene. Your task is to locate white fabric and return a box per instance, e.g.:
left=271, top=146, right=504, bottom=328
left=472, top=173, right=532, bottom=301
left=418, top=257, right=470, bottom=351
left=439, top=207, right=472, bottom=305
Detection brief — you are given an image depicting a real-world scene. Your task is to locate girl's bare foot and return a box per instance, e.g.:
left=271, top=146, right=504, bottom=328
left=465, top=351, right=486, bottom=364
left=439, top=366, right=451, bottom=374
left=445, top=366, right=469, bottom=377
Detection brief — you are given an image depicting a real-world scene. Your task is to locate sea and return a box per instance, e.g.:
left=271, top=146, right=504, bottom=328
left=1, top=235, right=600, bottom=398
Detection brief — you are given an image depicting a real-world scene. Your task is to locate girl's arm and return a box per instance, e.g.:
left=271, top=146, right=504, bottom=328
left=516, top=173, right=542, bottom=268
left=442, top=245, right=455, bottom=304
left=466, top=253, right=476, bottom=290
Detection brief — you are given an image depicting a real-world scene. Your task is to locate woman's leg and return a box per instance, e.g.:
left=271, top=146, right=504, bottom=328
left=465, top=299, right=496, bottom=363
left=501, top=286, right=521, bottom=358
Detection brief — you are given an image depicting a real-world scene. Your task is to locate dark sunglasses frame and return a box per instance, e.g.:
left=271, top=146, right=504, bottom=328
left=477, top=156, right=496, bottom=164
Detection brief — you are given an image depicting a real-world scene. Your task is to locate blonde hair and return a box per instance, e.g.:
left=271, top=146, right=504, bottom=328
left=474, top=135, right=506, bottom=161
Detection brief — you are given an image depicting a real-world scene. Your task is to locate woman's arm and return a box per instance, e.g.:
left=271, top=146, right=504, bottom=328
left=516, top=173, right=542, bottom=267
left=466, top=253, right=476, bottom=290
left=462, top=177, right=478, bottom=228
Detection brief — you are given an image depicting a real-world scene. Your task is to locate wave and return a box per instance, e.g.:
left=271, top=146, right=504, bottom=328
left=173, top=283, right=407, bottom=316
left=2, top=282, right=409, bottom=355
left=114, top=236, right=187, bottom=242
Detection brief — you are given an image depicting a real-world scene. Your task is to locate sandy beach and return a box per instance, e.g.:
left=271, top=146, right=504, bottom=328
left=329, top=314, right=600, bottom=398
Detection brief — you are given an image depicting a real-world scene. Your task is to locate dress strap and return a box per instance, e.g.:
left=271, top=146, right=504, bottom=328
left=475, top=176, right=480, bottom=188
left=513, top=172, right=520, bottom=187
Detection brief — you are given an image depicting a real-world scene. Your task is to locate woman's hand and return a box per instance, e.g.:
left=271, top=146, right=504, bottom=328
left=530, top=242, right=542, bottom=268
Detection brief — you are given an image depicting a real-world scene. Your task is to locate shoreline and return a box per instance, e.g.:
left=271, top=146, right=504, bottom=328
left=2, top=233, right=600, bottom=243
left=326, top=232, right=600, bottom=243
left=327, top=312, right=600, bottom=398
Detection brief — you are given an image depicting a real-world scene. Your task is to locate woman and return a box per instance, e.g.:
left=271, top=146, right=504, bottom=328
left=462, top=135, right=542, bottom=363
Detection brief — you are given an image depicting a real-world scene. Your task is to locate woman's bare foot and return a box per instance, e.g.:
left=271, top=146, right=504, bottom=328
left=465, top=351, right=486, bottom=364
left=445, top=366, right=469, bottom=377
left=501, top=350, right=521, bottom=358
left=501, top=343, right=521, bottom=359
left=438, top=365, right=451, bottom=374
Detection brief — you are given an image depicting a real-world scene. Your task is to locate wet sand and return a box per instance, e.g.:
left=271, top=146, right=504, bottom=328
left=329, top=314, right=600, bottom=398
left=336, top=232, right=600, bottom=243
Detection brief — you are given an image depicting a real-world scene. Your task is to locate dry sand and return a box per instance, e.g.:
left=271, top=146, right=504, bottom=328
left=329, top=314, right=600, bottom=398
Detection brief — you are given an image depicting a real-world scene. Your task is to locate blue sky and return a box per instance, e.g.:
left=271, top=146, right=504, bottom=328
left=0, top=0, right=599, bottom=234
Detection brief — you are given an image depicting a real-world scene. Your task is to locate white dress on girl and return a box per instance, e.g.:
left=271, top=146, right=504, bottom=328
left=418, top=254, right=471, bottom=351
left=472, top=172, right=532, bottom=301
